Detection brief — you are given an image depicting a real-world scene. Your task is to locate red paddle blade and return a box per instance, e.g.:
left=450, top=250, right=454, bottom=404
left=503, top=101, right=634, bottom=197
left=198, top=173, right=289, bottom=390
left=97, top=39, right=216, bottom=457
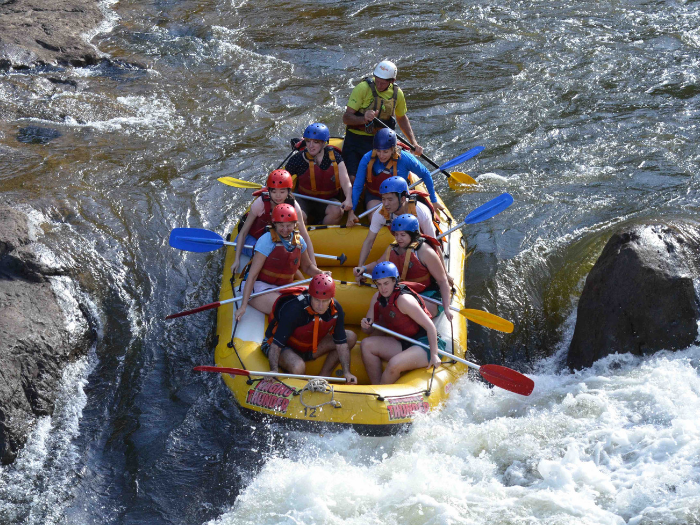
left=165, top=301, right=221, bottom=320
left=479, top=365, right=534, bottom=396
left=193, top=366, right=250, bottom=377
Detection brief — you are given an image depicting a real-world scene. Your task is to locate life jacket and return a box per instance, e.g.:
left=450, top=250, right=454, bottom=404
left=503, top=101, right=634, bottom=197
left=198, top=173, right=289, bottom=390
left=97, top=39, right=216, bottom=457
left=373, top=283, right=431, bottom=338
left=295, top=146, right=342, bottom=199
left=267, top=290, right=339, bottom=354
left=348, top=77, right=398, bottom=134
left=258, top=229, right=302, bottom=286
left=365, top=150, right=400, bottom=198
left=389, top=238, right=433, bottom=286
left=247, top=189, right=295, bottom=240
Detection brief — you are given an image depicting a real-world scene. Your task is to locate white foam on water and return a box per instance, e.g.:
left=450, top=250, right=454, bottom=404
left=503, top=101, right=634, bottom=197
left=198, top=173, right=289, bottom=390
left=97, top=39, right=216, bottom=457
left=0, top=351, right=95, bottom=525
left=206, top=343, right=700, bottom=525
left=81, top=0, right=121, bottom=53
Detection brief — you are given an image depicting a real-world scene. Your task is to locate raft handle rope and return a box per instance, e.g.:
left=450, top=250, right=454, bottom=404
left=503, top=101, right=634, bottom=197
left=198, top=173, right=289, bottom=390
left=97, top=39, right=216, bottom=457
left=298, top=378, right=341, bottom=410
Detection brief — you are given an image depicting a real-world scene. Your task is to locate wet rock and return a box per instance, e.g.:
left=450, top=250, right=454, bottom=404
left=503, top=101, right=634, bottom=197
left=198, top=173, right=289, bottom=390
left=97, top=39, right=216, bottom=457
left=567, top=223, right=700, bottom=370
left=0, top=0, right=104, bottom=70
left=16, top=126, right=61, bottom=144
left=0, top=205, right=95, bottom=464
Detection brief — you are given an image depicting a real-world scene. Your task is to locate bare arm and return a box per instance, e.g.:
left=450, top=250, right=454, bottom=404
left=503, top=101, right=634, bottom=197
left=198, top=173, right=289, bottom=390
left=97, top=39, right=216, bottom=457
left=343, top=106, right=373, bottom=127
left=358, top=229, right=378, bottom=268
left=232, top=203, right=260, bottom=273
left=295, top=202, right=316, bottom=265
left=337, top=161, right=353, bottom=211
left=360, top=292, right=379, bottom=334
left=397, top=294, right=441, bottom=368
left=335, top=343, right=357, bottom=384
left=299, top=250, right=323, bottom=277
left=234, top=251, right=267, bottom=321
left=396, top=115, right=423, bottom=157
left=420, top=244, right=453, bottom=322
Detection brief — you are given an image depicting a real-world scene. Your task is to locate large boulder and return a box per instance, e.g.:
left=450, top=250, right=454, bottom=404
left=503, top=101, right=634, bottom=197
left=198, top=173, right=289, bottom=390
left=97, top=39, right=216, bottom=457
left=0, top=205, right=95, bottom=464
left=567, top=223, right=700, bottom=370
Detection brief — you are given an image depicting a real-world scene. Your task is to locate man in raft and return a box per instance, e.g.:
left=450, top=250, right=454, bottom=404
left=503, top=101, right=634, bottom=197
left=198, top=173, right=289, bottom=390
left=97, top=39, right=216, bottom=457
left=341, top=60, right=423, bottom=181
left=348, top=128, right=443, bottom=217
left=285, top=123, right=355, bottom=226
left=360, top=262, right=444, bottom=384
left=354, top=176, right=438, bottom=271
left=263, top=274, right=358, bottom=384
left=234, top=203, right=324, bottom=321
left=356, top=214, right=453, bottom=321
left=232, top=169, right=315, bottom=274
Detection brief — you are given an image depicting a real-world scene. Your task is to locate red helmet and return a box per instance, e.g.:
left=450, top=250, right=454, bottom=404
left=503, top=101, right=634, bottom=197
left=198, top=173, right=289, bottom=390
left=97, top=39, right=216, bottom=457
left=271, top=203, right=298, bottom=223
left=267, top=169, right=293, bottom=189
left=309, top=274, right=335, bottom=299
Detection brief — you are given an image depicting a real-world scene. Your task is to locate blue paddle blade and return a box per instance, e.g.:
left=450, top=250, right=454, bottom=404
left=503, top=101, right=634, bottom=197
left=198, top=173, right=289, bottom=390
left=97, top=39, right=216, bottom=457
left=463, top=193, right=514, bottom=225
left=439, top=146, right=485, bottom=171
left=169, top=228, right=225, bottom=253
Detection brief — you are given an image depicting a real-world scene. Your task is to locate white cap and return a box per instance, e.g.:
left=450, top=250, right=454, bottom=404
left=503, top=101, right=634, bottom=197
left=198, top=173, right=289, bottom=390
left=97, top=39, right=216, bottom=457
left=373, top=60, right=397, bottom=80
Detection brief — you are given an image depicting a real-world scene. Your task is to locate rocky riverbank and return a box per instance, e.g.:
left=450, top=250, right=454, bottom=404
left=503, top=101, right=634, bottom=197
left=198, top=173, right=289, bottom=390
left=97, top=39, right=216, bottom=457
left=0, top=205, right=95, bottom=464
left=0, top=0, right=106, bottom=70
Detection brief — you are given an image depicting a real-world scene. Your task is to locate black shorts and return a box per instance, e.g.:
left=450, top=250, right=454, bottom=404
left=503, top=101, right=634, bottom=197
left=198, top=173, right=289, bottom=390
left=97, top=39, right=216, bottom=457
left=297, top=196, right=339, bottom=226
left=341, top=131, right=374, bottom=178
left=261, top=340, right=315, bottom=362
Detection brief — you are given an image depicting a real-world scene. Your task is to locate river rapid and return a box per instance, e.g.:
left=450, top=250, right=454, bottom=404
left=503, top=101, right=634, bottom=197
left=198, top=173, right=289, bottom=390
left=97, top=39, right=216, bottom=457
left=1, top=0, right=699, bottom=523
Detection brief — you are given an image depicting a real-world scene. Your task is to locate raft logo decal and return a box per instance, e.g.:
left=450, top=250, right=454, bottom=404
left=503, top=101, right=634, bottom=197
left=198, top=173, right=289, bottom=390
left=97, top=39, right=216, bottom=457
left=246, top=379, right=294, bottom=413
left=386, top=394, right=429, bottom=421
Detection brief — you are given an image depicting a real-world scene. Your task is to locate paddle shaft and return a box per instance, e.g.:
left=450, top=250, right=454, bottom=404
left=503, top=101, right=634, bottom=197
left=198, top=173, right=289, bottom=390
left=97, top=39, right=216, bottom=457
left=165, top=278, right=312, bottom=319
left=372, top=118, right=453, bottom=180
left=371, top=323, right=481, bottom=370
left=292, top=192, right=344, bottom=207
left=194, top=366, right=346, bottom=383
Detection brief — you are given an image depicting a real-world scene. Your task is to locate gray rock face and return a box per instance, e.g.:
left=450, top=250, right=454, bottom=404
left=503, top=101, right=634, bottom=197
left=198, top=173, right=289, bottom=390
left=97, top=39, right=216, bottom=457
left=0, top=205, right=95, bottom=464
left=567, top=223, right=700, bottom=370
left=0, top=0, right=105, bottom=70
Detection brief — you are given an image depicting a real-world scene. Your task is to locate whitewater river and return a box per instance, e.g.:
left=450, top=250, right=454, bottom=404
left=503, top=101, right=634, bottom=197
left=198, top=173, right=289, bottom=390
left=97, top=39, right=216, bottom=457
left=1, top=0, right=699, bottom=523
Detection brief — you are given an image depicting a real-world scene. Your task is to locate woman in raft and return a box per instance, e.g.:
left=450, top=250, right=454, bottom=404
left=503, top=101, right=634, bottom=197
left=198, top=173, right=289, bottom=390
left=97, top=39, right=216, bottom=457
left=234, top=203, right=324, bottom=321
left=360, top=262, right=444, bottom=385
left=232, top=169, right=315, bottom=274
left=354, top=214, right=453, bottom=321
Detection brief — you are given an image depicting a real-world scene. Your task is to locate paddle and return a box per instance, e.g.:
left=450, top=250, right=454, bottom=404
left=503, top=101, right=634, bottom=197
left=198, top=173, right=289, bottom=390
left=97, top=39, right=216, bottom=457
left=438, top=193, right=514, bottom=240
left=165, top=278, right=313, bottom=320
left=371, top=323, right=534, bottom=396
left=358, top=274, right=514, bottom=333
left=275, top=139, right=305, bottom=170
left=372, top=118, right=479, bottom=186
left=193, top=365, right=347, bottom=383
left=357, top=146, right=486, bottom=219
left=168, top=228, right=347, bottom=264
left=217, top=177, right=344, bottom=208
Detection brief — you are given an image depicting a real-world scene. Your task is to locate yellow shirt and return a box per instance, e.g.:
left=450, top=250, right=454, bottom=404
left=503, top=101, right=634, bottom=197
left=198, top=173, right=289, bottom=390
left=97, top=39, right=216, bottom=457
left=346, top=81, right=407, bottom=136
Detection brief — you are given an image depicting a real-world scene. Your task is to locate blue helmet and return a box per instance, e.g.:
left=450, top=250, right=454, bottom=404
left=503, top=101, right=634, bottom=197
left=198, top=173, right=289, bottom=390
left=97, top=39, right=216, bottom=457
left=372, top=261, right=399, bottom=280
left=303, top=123, right=330, bottom=142
left=373, top=128, right=396, bottom=150
left=379, top=176, right=408, bottom=196
left=391, top=214, right=419, bottom=233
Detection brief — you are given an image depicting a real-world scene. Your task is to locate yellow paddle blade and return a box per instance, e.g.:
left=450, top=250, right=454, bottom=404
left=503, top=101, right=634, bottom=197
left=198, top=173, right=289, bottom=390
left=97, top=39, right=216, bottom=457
left=217, top=177, right=263, bottom=190
left=449, top=171, right=478, bottom=186
left=461, top=309, right=514, bottom=333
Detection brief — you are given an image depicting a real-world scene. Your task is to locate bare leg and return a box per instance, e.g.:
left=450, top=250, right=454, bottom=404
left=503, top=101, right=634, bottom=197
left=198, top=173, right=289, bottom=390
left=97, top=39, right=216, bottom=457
left=249, top=291, right=280, bottom=316
left=278, top=347, right=307, bottom=375
left=361, top=336, right=402, bottom=385
left=366, top=198, right=381, bottom=211
left=425, top=301, right=438, bottom=318
left=316, top=330, right=357, bottom=377
left=381, top=346, right=429, bottom=384
left=323, top=202, right=344, bottom=225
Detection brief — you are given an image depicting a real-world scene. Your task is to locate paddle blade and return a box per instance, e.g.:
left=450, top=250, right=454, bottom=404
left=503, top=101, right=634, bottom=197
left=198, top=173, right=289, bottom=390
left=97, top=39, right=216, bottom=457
left=449, top=172, right=478, bottom=185
left=439, top=146, right=485, bottom=171
left=479, top=365, right=534, bottom=396
left=194, top=366, right=250, bottom=376
left=169, top=228, right=225, bottom=253
left=463, top=193, right=514, bottom=225
left=461, top=309, right=514, bottom=333
left=217, top=177, right=263, bottom=189
left=165, top=300, right=221, bottom=319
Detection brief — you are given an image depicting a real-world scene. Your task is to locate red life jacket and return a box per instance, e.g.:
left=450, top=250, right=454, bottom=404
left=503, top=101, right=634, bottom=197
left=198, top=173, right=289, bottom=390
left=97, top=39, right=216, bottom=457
left=365, top=150, right=400, bottom=198
left=258, top=230, right=302, bottom=286
left=389, top=239, right=433, bottom=285
left=373, top=284, right=431, bottom=338
left=296, top=146, right=342, bottom=199
left=268, top=290, right=339, bottom=354
left=248, top=190, right=295, bottom=240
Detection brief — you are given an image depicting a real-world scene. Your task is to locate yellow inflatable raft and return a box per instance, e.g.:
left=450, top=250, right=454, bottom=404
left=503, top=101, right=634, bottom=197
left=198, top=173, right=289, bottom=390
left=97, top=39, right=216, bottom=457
left=213, top=141, right=470, bottom=436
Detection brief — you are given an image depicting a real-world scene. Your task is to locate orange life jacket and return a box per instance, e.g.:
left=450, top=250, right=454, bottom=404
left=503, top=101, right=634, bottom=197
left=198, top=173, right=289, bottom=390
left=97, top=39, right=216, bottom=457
left=258, top=229, right=302, bottom=286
